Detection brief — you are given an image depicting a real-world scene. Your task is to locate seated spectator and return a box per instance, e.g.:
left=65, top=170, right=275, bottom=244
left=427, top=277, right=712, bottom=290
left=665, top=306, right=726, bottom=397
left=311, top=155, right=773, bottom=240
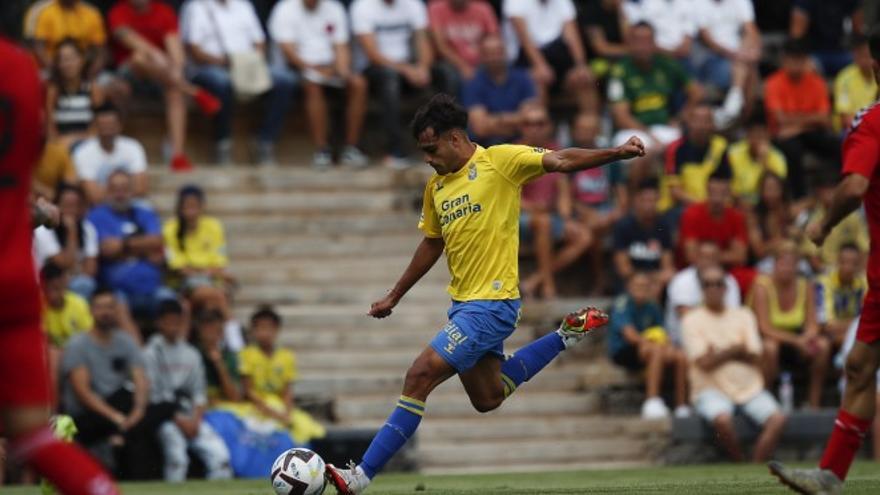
left=163, top=184, right=244, bottom=351
left=692, top=0, right=761, bottom=94
left=144, top=299, right=232, bottom=482
left=816, top=244, right=867, bottom=347
left=428, top=0, right=499, bottom=89
left=351, top=0, right=433, bottom=168
left=790, top=0, right=862, bottom=77
left=181, top=0, right=295, bottom=165
left=108, top=0, right=223, bottom=172
left=666, top=241, right=742, bottom=345
left=26, top=0, right=108, bottom=78
left=239, top=306, right=326, bottom=444
left=612, top=177, right=674, bottom=291
left=73, top=104, right=148, bottom=205
left=51, top=184, right=99, bottom=299
left=268, top=0, right=368, bottom=169
left=60, top=289, right=150, bottom=472
left=34, top=141, right=78, bottom=199
left=621, top=0, right=695, bottom=60
left=728, top=116, right=788, bottom=207
left=193, top=309, right=241, bottom=404
left=504, top=0, right=595, bottom=112
left=682, top=264, right=787, bottom=462
left=802, top=168, right=870, bottom=272
left=746, top=173, right=799, bottom=264
left=608, top=22, right=702, bottom=152
left=751, top=241, right=830, bottom=409
left=518, top=106, right=591, bottom=298
left=833, top=34, right=878, bottom=133
left=87, top=170, right=172, bottom=319
left=608, top=272, right=688, bottom=419
left=579, top=0, right=629, bottom=77
left=34, top=224, right=63, bottom=272
left=461, top=35, right=536, bottom=145
left=764, top=39, right=840, bottom=199
left=659, top=102, right=730, bottom=212
left=45, top=39, right=104, bottom=149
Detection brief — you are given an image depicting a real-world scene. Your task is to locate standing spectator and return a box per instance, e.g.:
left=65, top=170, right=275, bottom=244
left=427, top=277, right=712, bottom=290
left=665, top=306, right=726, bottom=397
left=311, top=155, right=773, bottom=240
left=751, top=241, right=830, bottom=409
left=108, top=0, right=223, bottom=172
left=692, top=0, right=761, bottom=93
left=727, top=117, right=788, bottom=207
left=612, top=177, right=675, bottom=290
left=608, top=22, right=702, bottom=151
left=580, top=0, right=629, bottom=75
left=504, top=0, right=595, bottom=112
left=682, top=265, right=787, bottom=462
left=52, top=184, right=99, bottom=299
left=26, top=0, right=108, bottom=77
left=34, top=141, right=78, bottom=199
left=162, top=185, right=244, bottom=351
left=60, top=289, right=150, bottom=471
left=72, top=104, right=148, bottom=204
left=659, top=102, right=731, bottom=212
left=181, top=0, right=296, bottom=165
left=621, top=0, right=695, bottom=60
left=608, top=272, right=689, bottom=419
left=461, top=35, right=536, bottom=145
left=834, top=34, right=878, bottom=133
left=45, top=39, right=104, bottom=149
left=746, top=173, right=798, bottom=265
left=193, top=309, right=241, bottom=404
left=87, top=170, right=172, bottom=318
left=351, top=0, right=433, bottom=168
left=268, top=0, right=369, bottom=169
left=816, top=244, right=867, bottom=347
left=764, top=39, right=840, bottom=199
left=790, top=0, right=862, bottom=77
left=679, top=171, right=749, bottom=270
left=144, top=300, right=232, bottom=482
left=802, top=169, right=869, bottom=272
left=428, top=0, right=499, bottom=89
left=666, top=241, right=742, bottom=345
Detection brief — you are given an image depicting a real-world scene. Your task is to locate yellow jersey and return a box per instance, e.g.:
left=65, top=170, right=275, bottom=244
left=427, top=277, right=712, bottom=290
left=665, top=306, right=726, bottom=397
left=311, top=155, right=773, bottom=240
left=834, top=63, right=878, bottom=132
left=162, top=216, right=229, bottom=271
left=44, top=291, right=92, bottom=347
left=658, top=135, right=728, bottom=212
left=238, top=345, right=297, bottom=401
left=816, top=270, right=867, bottom=324
left=419, top=144, right=547, bottom=301
left=727, top=140, right=788, bottom=205
left=30, top=0, right=107, bottom=58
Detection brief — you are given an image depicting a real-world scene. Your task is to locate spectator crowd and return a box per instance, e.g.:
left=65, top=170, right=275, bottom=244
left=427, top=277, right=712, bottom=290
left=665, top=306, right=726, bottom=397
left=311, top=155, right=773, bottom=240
left=5, top=0, right=880, bottom=481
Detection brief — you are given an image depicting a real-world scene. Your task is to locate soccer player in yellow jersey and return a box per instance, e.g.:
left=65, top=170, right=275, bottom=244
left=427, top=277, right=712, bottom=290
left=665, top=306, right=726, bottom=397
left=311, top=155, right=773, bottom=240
left=325, top=94, right=645, bottom=494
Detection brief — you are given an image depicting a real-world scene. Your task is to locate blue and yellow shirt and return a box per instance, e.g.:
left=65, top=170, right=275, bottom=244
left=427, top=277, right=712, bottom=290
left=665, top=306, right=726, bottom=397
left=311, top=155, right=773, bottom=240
left=816, top=270, right=867, bottom=324
left=238, top=345, right=297, bottom=401
left=419, top=144, right=547, bottom=301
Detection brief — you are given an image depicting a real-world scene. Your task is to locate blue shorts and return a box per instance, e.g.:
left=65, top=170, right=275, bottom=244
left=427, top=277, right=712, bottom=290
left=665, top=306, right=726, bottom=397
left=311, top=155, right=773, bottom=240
left=519, top=213, right=565, bottom=243
left=430, top=299, right=522, bottom=373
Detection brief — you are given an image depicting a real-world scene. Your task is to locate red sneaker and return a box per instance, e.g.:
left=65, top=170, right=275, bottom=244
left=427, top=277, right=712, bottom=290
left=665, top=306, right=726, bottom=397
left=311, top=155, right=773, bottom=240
left=194, top=88, right=221, bottom=116
left=560, top=307, right=609, bottom=336
left=170, top=154, right=194, bottom=172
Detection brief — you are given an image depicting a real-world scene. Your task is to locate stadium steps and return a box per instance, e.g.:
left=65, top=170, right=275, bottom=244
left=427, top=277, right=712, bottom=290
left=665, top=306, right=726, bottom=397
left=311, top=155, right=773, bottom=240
left=150, top=166, right=666, bottom=473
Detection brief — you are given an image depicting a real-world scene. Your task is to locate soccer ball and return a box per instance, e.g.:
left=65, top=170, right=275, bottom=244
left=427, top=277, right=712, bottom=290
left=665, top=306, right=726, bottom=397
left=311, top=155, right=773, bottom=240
left=270, top=448, right=327, bottom=495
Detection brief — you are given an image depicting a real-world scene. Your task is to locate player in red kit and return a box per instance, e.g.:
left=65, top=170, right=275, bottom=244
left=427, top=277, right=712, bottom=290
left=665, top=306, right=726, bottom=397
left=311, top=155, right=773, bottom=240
left=0, top=36, right=119, bottom=495
left=769, top=31, right=880, bottom=495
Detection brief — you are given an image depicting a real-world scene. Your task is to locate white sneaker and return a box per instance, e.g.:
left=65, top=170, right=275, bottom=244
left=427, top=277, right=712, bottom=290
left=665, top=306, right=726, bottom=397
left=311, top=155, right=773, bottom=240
left=340, top=146, right=369, bottom=168
left=325, top=462, right=370, bottom=495
left=641, top=397, right=670, bottom=420
left=673, top=405, right=692, bottom=418
left=312, top=149, right=333, bottom=170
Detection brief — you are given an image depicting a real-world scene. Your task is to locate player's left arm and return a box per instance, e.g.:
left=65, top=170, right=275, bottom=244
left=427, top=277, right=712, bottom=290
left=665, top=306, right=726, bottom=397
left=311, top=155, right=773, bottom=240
left=542, top=136, right=645, bottom=173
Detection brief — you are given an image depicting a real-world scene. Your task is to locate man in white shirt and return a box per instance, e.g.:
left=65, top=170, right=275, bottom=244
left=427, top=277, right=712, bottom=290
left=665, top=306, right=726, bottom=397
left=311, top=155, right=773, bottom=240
left=623, top=0, right=697, bottom=60
left=269, top=0, right=369, bottom=169
left=72, top=104, right=149, bottom=205
left=351, top=0, right=433, bottom=168
left=503, top=0, right=595, bottom=113
left=181, top=0, right=296, bottom=165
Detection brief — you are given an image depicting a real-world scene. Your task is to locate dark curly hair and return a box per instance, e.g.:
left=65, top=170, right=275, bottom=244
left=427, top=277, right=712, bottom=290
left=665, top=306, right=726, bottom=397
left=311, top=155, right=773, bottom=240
left=410, top=93, right=468, bottom=139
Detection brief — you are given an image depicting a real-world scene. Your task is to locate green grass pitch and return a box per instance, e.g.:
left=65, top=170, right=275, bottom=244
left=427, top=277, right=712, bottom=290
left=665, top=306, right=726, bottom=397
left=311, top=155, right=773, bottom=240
left=4, top=462, right=880, bottom=494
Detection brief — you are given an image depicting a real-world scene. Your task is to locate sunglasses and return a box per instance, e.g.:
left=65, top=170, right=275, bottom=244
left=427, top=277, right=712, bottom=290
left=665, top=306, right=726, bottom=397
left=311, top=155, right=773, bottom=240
left=701, top=280, right=725, bottom=288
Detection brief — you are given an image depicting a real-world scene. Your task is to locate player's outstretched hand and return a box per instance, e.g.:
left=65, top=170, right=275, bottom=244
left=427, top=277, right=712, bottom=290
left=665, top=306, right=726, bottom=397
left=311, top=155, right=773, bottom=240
left=805, top=221, right=828, bottom=248
left=617, top=136, right=646, bottom=160
left=369, top=293, right=399, bottom=319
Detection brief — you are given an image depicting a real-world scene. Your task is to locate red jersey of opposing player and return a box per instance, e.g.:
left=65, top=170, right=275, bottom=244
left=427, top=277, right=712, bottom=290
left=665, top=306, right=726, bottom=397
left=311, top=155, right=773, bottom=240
left=843, top=102, right=880, bottom=344
left=0, top=37, right=52, bottom=406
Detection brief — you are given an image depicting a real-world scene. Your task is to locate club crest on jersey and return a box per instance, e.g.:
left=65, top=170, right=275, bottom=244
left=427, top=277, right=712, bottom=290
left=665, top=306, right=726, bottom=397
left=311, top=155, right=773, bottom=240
left=532, top=147, right=545, bottom=153
left=468, top=163, right=477, bottom=180
left=435, top=180, right=444, bottom=191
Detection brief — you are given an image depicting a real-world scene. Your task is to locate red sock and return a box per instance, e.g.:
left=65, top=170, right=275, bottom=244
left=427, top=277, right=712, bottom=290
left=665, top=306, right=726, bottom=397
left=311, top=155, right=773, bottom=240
left=819, top=409, right=871, bottom=480
left=10, top=427, right=119, bottom=495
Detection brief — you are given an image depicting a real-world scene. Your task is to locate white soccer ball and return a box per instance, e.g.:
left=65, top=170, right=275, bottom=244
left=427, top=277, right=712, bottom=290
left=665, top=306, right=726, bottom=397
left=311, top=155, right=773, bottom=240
left=270, top=448, right=327, bottom=495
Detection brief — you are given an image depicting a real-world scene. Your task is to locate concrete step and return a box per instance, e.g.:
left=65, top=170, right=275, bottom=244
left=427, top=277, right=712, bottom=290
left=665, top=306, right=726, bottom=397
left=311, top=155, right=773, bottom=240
left=150, top=190, right=399, bottom=216
left=229, top=257, right=448, bottom=284
left=224, top=232, right=422, bottom=259
left=234, top=303, right=451, bottom=329
left=218, top=213, right=419, bottom=236
left=414, top=416, right=667, bottom=442
left=418, top=460, right=651, bottom=475
left=236, top=282, right=451, bottom=305
left=277, top=324, right=539, bottom=351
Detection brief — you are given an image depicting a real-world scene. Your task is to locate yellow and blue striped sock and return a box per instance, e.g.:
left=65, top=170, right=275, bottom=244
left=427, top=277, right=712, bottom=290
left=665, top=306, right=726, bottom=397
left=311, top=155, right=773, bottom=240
left=500, top=331, right=565, bottom=397
left=360, top=395, right=425, bottom=479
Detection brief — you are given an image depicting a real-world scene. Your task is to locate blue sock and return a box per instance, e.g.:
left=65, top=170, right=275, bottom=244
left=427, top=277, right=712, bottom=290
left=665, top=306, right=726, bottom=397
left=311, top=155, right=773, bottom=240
left=360, top=395, right=424, bottom=479
left=500, top=331, right=565, bottom=397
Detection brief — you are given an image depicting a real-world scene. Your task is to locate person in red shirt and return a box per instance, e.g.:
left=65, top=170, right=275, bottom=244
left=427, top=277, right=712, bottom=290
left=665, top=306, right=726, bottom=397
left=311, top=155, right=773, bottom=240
left=768, top=31, right=880, bottom=495
left=0, top=36, right=119, bottom=495
left=428, top=0, right=498, bottom=89
left=108, top=0, right=221, bottom=171
left=764, top=38, right=841, bottom=199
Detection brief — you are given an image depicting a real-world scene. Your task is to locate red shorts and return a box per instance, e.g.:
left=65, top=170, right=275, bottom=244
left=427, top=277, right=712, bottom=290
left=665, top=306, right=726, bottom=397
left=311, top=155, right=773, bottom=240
left=857, top=290, right=880, bottom=344
left=0, top=319, right=52, bottom=407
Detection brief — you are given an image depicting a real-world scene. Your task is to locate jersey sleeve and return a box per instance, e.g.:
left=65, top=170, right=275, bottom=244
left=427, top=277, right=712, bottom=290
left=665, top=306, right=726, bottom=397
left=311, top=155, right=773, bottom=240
left=418, top=181, right=442, bottom=238
left=487, top=144, right=548, bottom=186
left=843, top=115, right=880, bottom=180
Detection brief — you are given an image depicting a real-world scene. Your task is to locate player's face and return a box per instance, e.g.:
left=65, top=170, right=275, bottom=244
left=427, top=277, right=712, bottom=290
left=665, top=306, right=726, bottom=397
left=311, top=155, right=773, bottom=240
left=417, top=128, right=460, bottom=175
left=838, top=250, right=862, bottom=281
left=91, top=294, right=118, bottom=331
left=157, top=313, right=185, bottom=341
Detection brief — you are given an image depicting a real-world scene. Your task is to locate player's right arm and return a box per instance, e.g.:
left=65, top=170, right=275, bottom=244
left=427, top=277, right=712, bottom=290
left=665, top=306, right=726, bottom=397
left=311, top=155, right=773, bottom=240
left=369, top=236, right=445, bottom=319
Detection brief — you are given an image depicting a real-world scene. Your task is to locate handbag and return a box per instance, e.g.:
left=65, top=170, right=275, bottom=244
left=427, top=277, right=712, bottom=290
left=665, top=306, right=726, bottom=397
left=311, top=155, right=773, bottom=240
left=205, top=1, right=272, bottom=100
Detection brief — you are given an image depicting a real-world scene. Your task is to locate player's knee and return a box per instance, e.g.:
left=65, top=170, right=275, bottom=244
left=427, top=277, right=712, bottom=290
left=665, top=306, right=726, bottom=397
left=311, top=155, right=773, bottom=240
left=403, top=361, right=439, bottom=397
left=713, top=413, right=734, bottom=430
left=470, top=396, right=503, bottom=413
left=844, top=353, right=876, bottom=389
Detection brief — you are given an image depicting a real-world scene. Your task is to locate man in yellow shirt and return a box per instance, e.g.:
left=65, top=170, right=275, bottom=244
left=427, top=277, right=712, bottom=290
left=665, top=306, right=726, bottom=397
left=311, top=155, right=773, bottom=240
left=727, top=118, right=788, bottom=206
left=41, top=262, right=92, bottom=349
left=325, top=94, right=644, bottom=494
left=26, top=0, right=107, bottom=76
left=834, top=35, right=878, bottom=133
left=816, top=244, right=868, bottom=346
